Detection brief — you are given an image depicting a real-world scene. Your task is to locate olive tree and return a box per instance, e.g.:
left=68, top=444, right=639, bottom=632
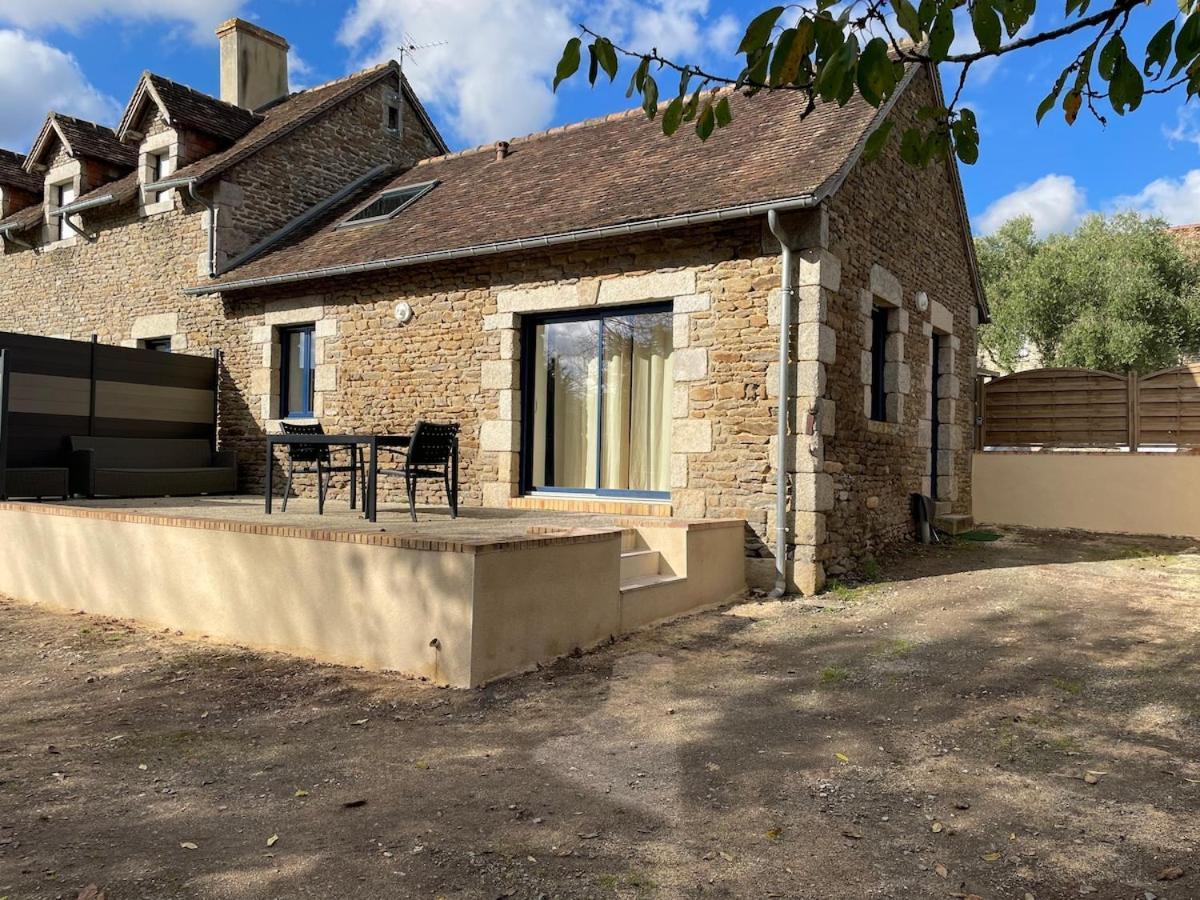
left=978, top=214, right=1200, bottom=373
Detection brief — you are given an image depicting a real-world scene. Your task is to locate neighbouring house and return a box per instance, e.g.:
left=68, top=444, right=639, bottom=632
left=0, top=19, right=986, bottom=594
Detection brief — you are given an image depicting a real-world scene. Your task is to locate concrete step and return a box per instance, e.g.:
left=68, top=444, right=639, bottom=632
left=620, top=528, right=645, bottom=552
left=620, top=549, right=661, bottom=581
left=935, top=514, right=974, bottom=536
left=619, top=573, right=687, bottom=594
left=934, top=500, right=953, bottom=517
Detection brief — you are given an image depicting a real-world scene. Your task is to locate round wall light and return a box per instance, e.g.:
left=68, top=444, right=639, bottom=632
left=394, top=301, right=414, bottom=325
left=914, top=290, right=930, bottom=312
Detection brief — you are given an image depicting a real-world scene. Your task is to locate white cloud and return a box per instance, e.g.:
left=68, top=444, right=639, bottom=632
left=339, top=0, right=575, bottom=147
left=1110, top=170, right=1200, bottom=225
left=976, top=174, right=1087, bottom=236
left=0, top=0, right=244, bottom=41
left=1163, top=105, right=1200, bottom=151
left=338, top=0, right=739, bottom=146
left=0, top=29, right=120, bottom=149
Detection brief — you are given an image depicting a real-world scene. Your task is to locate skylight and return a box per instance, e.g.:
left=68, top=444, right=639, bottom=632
left=340, top=180, right=437, bottom=227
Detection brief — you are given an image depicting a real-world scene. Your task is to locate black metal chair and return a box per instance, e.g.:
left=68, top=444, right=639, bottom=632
left=381, top=421, right=460, bottom=522
left=278, top=421, right=365, bottom=514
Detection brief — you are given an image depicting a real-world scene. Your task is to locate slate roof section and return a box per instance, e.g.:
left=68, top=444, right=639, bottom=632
left=126, top=73, right=261, bottom=144
left=197, top=73, right=900, bottom=292
left=0, top=203, right=44, bottom=235
left=164, top=63, right=447, bottom=188
left=27, top=114, right=138, bottom=170
left=0, top=150, right=41, bottom=194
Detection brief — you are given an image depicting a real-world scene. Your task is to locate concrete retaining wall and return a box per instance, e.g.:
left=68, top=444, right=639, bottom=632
left=973, top=451, right=1200, bottom=539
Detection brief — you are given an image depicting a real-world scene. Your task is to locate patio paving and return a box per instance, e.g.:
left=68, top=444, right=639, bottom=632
left=45, top=495, right=647, bottom=544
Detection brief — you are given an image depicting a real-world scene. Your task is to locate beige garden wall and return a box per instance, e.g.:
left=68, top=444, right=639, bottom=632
left=973, top=451, right=1200, bottom=539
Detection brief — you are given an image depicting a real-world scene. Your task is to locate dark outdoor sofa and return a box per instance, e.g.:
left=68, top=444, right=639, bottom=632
left=69, top=437, right=237, bottom=498
left=2, top=467, right=70, bottom=500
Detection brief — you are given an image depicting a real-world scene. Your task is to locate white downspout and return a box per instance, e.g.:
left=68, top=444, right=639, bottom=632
left=766, top=208, right=794, bottom=598
left=189, top=181, right=219, bottom=277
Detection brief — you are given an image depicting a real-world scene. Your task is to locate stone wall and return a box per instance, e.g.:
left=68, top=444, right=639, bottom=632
left=819, top=65, right=981, bottom=579
left=215, top=79, right=441, bottom=265
left=221, top=221, right=786, bottom=559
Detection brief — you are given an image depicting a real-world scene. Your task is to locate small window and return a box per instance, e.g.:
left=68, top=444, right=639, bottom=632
left=869, top=306, right=889, bottom=422
left=52, top=181, right=76, bottom=241
left=148, top=150, right=173, bottom=203
left=140, top=336, right=172, bottom=352
left=386, top=95, right=402, bottom=133
left=339, top=181, right=436, bottom=228
left=279, top=324, right=316, bottom=418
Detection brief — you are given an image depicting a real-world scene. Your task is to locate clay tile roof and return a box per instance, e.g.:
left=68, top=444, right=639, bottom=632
left=0, top=202, right=44, bottom=235
left=200, top=72, right=901, bottom=292
left=0, top=149, right=41, bottom=194
left=46, top=114, right=137, bottom=169
left=168, top=63, right=445, bottom=187
left=69, top=171, right=142, bottom=211
left=143, top=73, right=261, bottom=143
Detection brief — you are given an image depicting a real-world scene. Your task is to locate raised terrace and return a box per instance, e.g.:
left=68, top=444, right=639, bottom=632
left=0, top=498, right=745, bottom=686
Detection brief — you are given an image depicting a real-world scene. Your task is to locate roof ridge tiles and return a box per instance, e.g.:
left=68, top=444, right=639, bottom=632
left=414, top=84, right=739, bottom=168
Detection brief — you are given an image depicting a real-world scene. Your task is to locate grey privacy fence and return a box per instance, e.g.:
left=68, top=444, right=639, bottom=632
left=978, top=364, right=1200, bottom=449
left=0, top=332, right=219, bottom=498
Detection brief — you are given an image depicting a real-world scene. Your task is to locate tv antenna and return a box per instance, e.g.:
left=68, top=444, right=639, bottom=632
left=396, top=35, right=448, bottom=135
left=397, top=35, right=448, bottom=76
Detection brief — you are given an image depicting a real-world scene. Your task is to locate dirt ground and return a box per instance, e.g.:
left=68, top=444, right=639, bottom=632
left=2, top=528, right=1199, bottom=900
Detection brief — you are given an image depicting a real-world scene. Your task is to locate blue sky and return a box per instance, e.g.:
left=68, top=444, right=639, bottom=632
left=0, top=0, right=1196, bottom=236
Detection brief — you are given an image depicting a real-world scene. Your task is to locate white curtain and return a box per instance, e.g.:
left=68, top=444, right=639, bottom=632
left=602, top=316, right=672, bottom=492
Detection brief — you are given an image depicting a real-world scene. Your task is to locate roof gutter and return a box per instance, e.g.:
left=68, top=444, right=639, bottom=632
left=0, top=223, right=35, bottom=251
left=51, top=193, right=118, bottom=217
left=185, top=192, right=822, bottom=295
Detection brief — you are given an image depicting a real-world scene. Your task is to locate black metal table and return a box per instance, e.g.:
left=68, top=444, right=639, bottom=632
left=264, top=433, right=412, bottom=522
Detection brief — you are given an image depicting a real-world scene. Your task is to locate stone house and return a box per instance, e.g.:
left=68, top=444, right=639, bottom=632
left=0, top=19, right=985, bottom=594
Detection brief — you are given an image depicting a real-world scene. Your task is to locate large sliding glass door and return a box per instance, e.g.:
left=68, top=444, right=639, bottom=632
left=524, top=304, right=673, bottom=498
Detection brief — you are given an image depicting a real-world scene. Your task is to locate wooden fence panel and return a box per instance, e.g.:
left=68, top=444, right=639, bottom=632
left=1138, top=364, right=1200, bottom=447
left=982, top=368, right=1130, bottom=447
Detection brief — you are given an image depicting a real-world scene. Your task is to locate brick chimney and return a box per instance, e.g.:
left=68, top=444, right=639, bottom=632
left=216, top=18, right=290, bottom=111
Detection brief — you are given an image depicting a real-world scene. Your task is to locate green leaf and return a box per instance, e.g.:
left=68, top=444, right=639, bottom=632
left=971, top=0, right=1002, bottom=53
left=552, top=37, right=581, bottom=92
left=742, top=44, right=773, bottom=90
left=918, top=0, right=938, bottom=32
left=769, top=27, right=799, bottom=86
left=1172, top=13, right=1200, bottom=78
left=642, top=74, right=660, bottom=118
left=587, top=43, right=599, bottom=85
left=856, top=37, right=895, bottom=107
left=626, top=56, right=650, bottom=98
left=714, top=95, right=733, bottom=127
left=696, top=100, right=716, bottom=140
left=1109, top=53, right=1144, bottom=114
left=593, top=38, right=618, bottom=82
left=928, top=6, right=955, bottom=61
left=816, top=35, right=856, bottom=102
left=662, top=95, right=684, bottom=136
left=894, top=0, right=923, bottom=43
left=1000, top=0, right=1034, bottom=38
left=1145, top=20, right=1176, bottom=78
left=738, top=6, right=786, bottom=54
left=678, top=66, right=692, bottom=97
left=1036, top=66, right=1070, bottom=124
left=1098, top=34, right=1124, bottom=81
left=862, top=120, right=894, bottom=161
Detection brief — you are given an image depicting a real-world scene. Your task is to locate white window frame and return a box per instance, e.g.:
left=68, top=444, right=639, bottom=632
left=139, top=130, right=179, bottom=216
left=51, top=180, right=76, bottom=243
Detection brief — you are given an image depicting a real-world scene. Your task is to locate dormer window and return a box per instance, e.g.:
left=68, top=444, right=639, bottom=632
left=51, top=180, right=76, bottom=242
left=338, top=181, right=436, bottom=228
left=149, top=150, right=172, bottom=200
